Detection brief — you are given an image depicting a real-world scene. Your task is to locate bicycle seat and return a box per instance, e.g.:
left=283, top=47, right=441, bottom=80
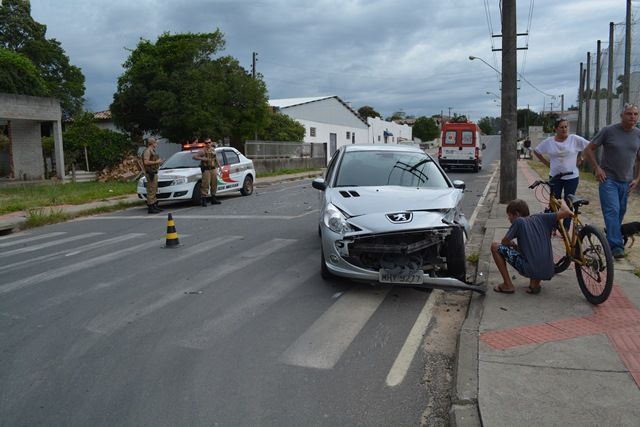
left=566, top=194, right=589, bottom=207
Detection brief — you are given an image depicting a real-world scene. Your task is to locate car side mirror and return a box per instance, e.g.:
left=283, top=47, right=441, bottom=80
left=312, top=178, right=327, bottom=191
left=452, top=180, right=465, bottom=190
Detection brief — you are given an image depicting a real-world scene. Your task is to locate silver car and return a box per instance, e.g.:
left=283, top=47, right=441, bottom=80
left=312, top=144, right=481, bottom=293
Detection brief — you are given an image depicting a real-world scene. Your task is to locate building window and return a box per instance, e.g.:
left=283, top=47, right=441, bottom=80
left=346, top=131, right=350, bottom=139
left=310, top=127, right=316, bottom=137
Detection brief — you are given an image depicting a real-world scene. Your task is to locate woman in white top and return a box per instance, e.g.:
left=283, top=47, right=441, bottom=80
left=534, top=118, right=590, bottom=228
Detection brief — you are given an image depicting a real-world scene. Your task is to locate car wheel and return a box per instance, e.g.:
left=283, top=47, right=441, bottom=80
left=445, top=227, right=466, bottom=281
left=191, top=182, right=202, bottom=205
left=240, top=175, right=254, bottom=196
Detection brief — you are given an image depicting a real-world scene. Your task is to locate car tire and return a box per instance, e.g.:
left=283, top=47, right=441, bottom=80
left=445, top=227, right=466, bottom=281
left=240, top=175, right=254, bottom=196
left=191, top=182, right=202, bottom=205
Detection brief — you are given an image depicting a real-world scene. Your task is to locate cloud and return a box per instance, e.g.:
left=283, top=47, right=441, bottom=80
left=28, top=0, right=634, bottom=120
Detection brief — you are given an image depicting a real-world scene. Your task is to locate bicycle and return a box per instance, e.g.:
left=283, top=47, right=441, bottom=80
left=529, top=172, right=614, bottom=304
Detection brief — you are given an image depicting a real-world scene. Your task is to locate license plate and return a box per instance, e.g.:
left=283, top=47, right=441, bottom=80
left=379, top=269, right=424, bottom=285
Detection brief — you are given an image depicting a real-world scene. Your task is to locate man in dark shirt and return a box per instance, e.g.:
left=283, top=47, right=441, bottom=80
left=491, top=199, right=572, bottom=294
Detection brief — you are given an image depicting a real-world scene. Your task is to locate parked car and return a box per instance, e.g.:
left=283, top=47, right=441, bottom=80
left=137, top=146, right=255, bottom=205
left=312, top=144, right=472, bottom=290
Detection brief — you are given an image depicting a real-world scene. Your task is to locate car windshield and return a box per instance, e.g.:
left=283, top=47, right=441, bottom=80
left=160, top=151, right=201, bottom=169
left=335, top=150, right=449, bottom=188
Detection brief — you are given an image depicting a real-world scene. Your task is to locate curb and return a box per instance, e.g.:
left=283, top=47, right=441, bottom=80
left=450, top=169, right=499, bottom=427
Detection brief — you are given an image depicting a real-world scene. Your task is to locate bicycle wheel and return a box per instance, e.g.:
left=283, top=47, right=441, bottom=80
left=575, top=225, right=614, bottom=305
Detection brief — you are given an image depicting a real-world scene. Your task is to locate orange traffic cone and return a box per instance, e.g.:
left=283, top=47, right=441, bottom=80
left=164, top=213, right=180, bottom=248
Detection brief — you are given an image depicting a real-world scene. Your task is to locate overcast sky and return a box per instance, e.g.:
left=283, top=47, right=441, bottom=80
left=28, top=0, right=638, bottom=121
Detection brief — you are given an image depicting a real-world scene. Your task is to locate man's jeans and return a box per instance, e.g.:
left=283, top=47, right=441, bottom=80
left=599, top=178, right=629, bottom=254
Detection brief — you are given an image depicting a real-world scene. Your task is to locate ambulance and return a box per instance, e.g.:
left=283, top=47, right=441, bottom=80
left=437, top=120, right=482, bottom=172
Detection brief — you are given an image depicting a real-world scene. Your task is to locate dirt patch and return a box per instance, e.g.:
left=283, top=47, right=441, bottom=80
left=527, top=160, right=640, bottom=275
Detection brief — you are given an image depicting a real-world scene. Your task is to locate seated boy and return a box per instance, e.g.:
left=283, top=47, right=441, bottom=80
left=491, top=198, right=572, bottom=294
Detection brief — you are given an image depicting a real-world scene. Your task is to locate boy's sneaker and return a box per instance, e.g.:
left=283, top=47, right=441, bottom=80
left=613, top=250, right=625, bottom=259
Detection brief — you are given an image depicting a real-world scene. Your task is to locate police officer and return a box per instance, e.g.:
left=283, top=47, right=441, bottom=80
left=142, top=137, right=163, bottom=214
left=193, top=138, right=221, bottom=206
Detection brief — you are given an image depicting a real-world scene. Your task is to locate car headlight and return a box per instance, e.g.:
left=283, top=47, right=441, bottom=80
left=324, top=204, right=354, bottom=234
left=171, top=177, right=188, bottom=185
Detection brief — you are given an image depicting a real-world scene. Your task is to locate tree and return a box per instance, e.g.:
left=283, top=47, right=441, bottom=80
left=387, top=111, right=406, bottom=121
left=357, top=105, right=381, bottom=120
left=517, top=108, right=542, bottom=133
left=63, top=112, right=135, bottom=172
left=478, top=117, right=494, bottom=135
left=111, top=31, right=270, bottom=150
left=412, top=116, right=440, bottom=141
left=260, top=112, right=305, bottom=141
left=0, top=0, right=85, bottom=117
left=0, top=47, right=48, bottom=96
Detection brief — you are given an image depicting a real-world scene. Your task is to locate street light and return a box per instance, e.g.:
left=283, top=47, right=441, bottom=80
left=469, top=55, right=502, bottom=77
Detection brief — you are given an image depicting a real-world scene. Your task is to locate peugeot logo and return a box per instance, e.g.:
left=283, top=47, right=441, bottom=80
left=387, top=212, right=412, bottom=223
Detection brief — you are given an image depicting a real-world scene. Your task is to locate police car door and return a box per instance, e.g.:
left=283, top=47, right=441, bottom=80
left=218, top=149, right=242, bottom=191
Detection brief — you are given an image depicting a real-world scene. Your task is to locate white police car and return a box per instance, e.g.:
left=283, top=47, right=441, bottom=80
left=137, top=146, right=256, bottom=205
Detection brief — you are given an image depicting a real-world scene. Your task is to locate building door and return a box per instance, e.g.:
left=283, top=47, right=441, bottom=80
left=329, top=133, right=337, bottom=158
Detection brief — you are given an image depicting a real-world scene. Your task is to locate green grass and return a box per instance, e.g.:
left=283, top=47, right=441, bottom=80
left=466, top=251, right=480, bottom=264
left=22, top=200, right=143, bottom=229
left=257, top=168, right=321, bottom=178
left=0, top=181, right=137, bottom=215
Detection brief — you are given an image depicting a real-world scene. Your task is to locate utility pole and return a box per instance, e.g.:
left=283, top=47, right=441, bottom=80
left=607, top=22, right=615, bottom=125
left=560, top=94, right=564, bottom=114
left=585, top=52, right=591, bottom=139
left=500, top=0, right=517, bottom=203
left=577, top=63, right=585, bottom=135
left=594, top=40, right=602, bottom=135
left=624, top=0, right=632, bottom=104
left=448, top=106, right=452, bottom=118
left=252, top=52, right=258, bottom=79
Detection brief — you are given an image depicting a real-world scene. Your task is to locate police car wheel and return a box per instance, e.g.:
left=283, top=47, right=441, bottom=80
left=240, top=175, right=254, bottom=196
left=191, top=182, right=202, bottom=205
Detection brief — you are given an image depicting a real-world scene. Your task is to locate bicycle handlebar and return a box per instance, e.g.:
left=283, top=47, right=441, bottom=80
left=528, top=171, right=573, bottom=189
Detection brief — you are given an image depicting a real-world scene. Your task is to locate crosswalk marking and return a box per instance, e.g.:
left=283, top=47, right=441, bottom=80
left=86, top=237, right=294, bottom=335
left=0, top=239, right=161, bottom=295
left=0, top=232, right=66, bottom=248
left=0, top=233, right=146, bottom=273
left=279, top=286, right=391, bottom=369
left=177, top=253, right=318, bottom=349
left=0, top=232, right=104, bottom=258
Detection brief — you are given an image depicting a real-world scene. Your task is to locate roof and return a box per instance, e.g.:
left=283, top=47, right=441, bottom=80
left=268, top=95, right=368, bottom=126
left=93, top=110, right=112, bottom=120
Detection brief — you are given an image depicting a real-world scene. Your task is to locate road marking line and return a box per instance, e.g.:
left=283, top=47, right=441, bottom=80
left=385, top=290, right=440, bottom=387
left=279, top=286, right=390, bottom=370
left=0, top=232, right=104, bottom=258
left=86, top=212, right=318, bottom=220
left=87, top=238, right=296, bottom=335
left=0, top=232, right=66, bottom=248
left=178, top=253, right=318, bottom=349
left=467, top=165, right=498, bottom=231
left=0, top=233, right=146, bottom=273
left=0, top=239, right=161, bottom=295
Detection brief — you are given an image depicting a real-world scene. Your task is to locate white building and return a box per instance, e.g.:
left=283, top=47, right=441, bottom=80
left=268, top=96, right=369, bottom=159
left=367, top=116, right=412, bottom=144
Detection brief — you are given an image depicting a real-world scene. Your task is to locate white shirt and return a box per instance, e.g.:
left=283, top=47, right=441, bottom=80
left=534, top=134, right=590, bottom=180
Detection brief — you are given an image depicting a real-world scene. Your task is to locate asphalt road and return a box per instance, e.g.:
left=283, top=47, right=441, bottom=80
left=0, top=145, right=498, bottom=426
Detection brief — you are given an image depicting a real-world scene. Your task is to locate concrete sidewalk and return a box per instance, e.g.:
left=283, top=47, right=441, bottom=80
left=0, top=171, right=322, bottom=235
left=453, top=161, right=640, bottom=426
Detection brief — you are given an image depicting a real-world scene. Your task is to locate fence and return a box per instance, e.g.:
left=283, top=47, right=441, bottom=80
left=244, top=141, right=327, bottom=174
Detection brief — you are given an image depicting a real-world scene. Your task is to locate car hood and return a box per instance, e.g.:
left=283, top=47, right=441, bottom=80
left=328, top=186, right=463, bottom=217
left=158, top=167, right=200, bottom=179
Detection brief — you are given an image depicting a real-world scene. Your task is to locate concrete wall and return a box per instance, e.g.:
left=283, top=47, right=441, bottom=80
left=10, top=120, right=45, bottom=180
left=0, top=93, right=64, bottom=180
